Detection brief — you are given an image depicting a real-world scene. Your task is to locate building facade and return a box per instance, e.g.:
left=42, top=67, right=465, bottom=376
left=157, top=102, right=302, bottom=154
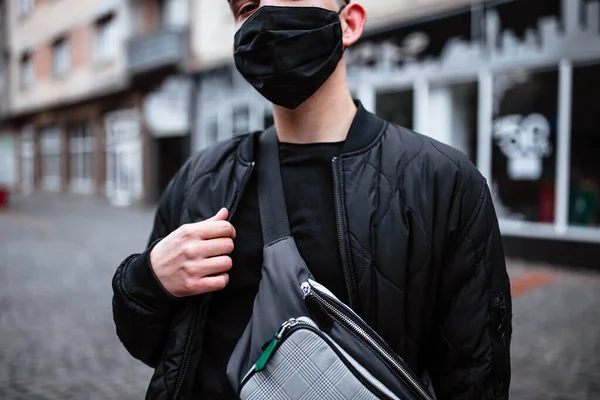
left=0, top=0, right=17, bottom=193
left=5, top=0, right=192, bottom=206
left=191, top=0, right=600, bottom=265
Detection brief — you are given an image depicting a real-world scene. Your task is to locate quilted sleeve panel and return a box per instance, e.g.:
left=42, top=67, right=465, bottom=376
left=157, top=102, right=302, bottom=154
left=427, top=180, right=512, bottom=400
left=111, top=160, right=191, bottom=368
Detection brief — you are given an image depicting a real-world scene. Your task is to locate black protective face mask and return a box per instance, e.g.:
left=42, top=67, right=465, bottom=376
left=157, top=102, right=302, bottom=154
left=233, top=6, right=345, bottom=110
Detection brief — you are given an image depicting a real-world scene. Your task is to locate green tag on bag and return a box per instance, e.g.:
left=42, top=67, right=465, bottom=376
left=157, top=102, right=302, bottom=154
left=255, top=336, right=278, bottom=372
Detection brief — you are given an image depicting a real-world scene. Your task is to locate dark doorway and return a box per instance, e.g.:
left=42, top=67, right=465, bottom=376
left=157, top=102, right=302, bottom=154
left=153, top=135, right=190, bottom=202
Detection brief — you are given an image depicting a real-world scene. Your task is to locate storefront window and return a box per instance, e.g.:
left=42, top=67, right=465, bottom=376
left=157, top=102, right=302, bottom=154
left=491, top=68, right=558, bottom=222
left=232, top=106, right=250, bottom=136
left=429, top=82, right=478, bottom=162
left=375, top=89, right=414, bottom=130
left=104, top=109, right=143, bottom=207
left=569, top=63, right=600, bottom=227
left=20, top=127, right=35, bottom=194
left=40, top=127, right=62, bottom=191
left=206, top=118, right=219, bottom=147
left=69, top=123, right=94, bottom=193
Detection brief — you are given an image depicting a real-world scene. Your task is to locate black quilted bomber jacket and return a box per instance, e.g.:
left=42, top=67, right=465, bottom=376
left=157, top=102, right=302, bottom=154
left=112, top=107, right=512, bottom=400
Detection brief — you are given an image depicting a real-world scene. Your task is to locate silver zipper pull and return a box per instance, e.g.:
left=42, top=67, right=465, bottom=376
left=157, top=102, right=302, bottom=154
left=277, top=318, right=298, bottom=339
left=301, top=282, right=312, bottom=297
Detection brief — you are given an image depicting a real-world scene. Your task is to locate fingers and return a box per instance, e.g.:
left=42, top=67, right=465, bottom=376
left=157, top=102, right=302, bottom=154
left=180, top=220, right=236, bottom=241
left=198, top=221, right=237, bottom=240
left=182, top=238, right=234, bottom=259
left=182, top=255, right=232, bottom=278
left=183, top=272, right=230, bottom=296
left=206, top=207, right=229, bottom=222
left=198, top=273, right=230, bottom=293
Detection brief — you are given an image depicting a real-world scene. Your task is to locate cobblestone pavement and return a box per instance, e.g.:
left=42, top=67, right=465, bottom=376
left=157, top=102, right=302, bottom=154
left=1, top=193, right=599, bottom=399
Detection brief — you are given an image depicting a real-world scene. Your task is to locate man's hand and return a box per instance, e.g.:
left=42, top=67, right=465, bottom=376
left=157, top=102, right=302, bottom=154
left=149, top=208, right=236, bottom=298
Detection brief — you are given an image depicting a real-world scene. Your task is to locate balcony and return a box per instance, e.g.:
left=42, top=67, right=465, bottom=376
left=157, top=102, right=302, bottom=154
left=127, top=27, right=188, bottom=79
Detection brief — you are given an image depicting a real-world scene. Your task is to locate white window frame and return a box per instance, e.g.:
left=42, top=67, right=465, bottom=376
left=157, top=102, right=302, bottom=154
left=69, top=124, right=95, bottom=194
left=20, top=52, right=34, bottom=89
left=52, top=37, right=70, bottom=76
left=94, top=14, right=118, bottom=62
left=39, top=127, right=62, bottom=192
left=104, top=109, right=143, bottom=207
left=18, top=0, right=34, bottom=18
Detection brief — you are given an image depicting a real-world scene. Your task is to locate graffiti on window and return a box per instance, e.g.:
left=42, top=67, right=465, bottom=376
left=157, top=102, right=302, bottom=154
left=493, top=113, right=553, bottom=181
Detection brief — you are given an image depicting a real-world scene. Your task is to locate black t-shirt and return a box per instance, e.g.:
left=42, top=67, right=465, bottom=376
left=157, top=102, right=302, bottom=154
left=196, top=140, right=346, bottom=399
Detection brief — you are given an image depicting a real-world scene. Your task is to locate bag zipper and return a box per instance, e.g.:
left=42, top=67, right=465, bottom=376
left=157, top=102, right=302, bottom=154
left=172, top=162, right=255, bottom=400
left=332, top=157, right=356, bottom=309
left=302, top=281, right=434, bottom=400
left=240, top=318, right=396, bottom=400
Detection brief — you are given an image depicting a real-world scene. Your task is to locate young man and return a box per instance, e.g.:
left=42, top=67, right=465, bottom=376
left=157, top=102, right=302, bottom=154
left=112, top=1, right=512, bottom=399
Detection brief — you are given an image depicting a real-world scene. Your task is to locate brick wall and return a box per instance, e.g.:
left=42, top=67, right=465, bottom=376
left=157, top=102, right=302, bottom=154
left=71, top=25, right=91, bottom=69
left=34, top=45, right=51, bottom=80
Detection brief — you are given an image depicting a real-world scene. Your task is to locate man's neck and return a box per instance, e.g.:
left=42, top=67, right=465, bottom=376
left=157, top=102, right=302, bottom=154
left=272, top=67, right=357, bottom=144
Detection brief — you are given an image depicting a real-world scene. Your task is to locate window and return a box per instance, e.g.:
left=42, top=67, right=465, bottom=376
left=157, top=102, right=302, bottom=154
left=95, top=14, right=118, bottom=61
left=0, top=1, right=5, bottom=28
left=20, top=52, right=34, bottom=88
left=52, top=37, right=70, bottom=76
left=491, top=68, right=558, bottom=223
left=0, top=67, right=6, bottom=94
left=161, top=0, right=188, bottom=28
left=104, top=109, right=143, bottom=206
left=40, top=127, right=62, bottom=192
left=375, top=89, right=414, bottom=130
left=429, top=81, right=479, bottom=162
left=206, top=118, right=219, bottom=146
left=232, top=106, right=250, bottom=136
left=69, top=123, right=95, bottom=194
left=18, top=0, right=34, bottom=18
left=569, top=63, right=600, bottom=227
left=20, top=126, right=35, bottom=194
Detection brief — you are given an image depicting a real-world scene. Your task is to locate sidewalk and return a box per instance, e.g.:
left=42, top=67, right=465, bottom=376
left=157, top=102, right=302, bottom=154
left=1, top=193, right=599, bottom=399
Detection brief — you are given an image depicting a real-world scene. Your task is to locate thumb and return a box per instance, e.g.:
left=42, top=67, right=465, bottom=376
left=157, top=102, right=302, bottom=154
left=207, top=207, right=229, bottom=222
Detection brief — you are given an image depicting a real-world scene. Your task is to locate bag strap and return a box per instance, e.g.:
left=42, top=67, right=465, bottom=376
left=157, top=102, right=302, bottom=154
left=257, top=126, right=292, bottom=245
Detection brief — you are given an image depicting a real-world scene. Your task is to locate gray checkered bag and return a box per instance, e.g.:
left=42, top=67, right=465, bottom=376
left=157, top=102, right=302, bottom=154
left=240, top=317, right=400, bottom=400
left=226, top=128, right=435, bottom=400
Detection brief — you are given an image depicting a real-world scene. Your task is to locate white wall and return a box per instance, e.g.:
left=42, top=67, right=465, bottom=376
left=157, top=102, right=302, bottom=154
left=190, top=0, right=236, bottom=70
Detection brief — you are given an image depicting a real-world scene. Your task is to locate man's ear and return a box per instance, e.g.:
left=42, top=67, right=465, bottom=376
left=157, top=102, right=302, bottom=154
left=340, top=3, right=367, bottom=48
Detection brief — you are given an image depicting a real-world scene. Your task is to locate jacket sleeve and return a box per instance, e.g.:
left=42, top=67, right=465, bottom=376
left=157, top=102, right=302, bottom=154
left=428, top=179, right=512, bottom=400
left=111, top=161, right=191, bottom=368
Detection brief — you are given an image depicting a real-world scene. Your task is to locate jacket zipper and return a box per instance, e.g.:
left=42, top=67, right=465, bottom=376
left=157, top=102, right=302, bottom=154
left=171, top=307, right=201, bottom=400
left=302, top=281, right=434, bottom=400
left=171, top=162, right=255, bottom=400
left=332, top=157, right=356, bottom=309
left=240, top=318, right=396, bottom=400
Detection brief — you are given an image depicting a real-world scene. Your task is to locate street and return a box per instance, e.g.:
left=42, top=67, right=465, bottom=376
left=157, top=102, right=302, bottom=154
left=1, top=193, right=599, bottom=399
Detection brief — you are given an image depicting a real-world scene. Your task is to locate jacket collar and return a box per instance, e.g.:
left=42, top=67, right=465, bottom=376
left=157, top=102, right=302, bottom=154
left=341, top=100, right=385, bottom=155
left=239, top=100, right=386, bottom=163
